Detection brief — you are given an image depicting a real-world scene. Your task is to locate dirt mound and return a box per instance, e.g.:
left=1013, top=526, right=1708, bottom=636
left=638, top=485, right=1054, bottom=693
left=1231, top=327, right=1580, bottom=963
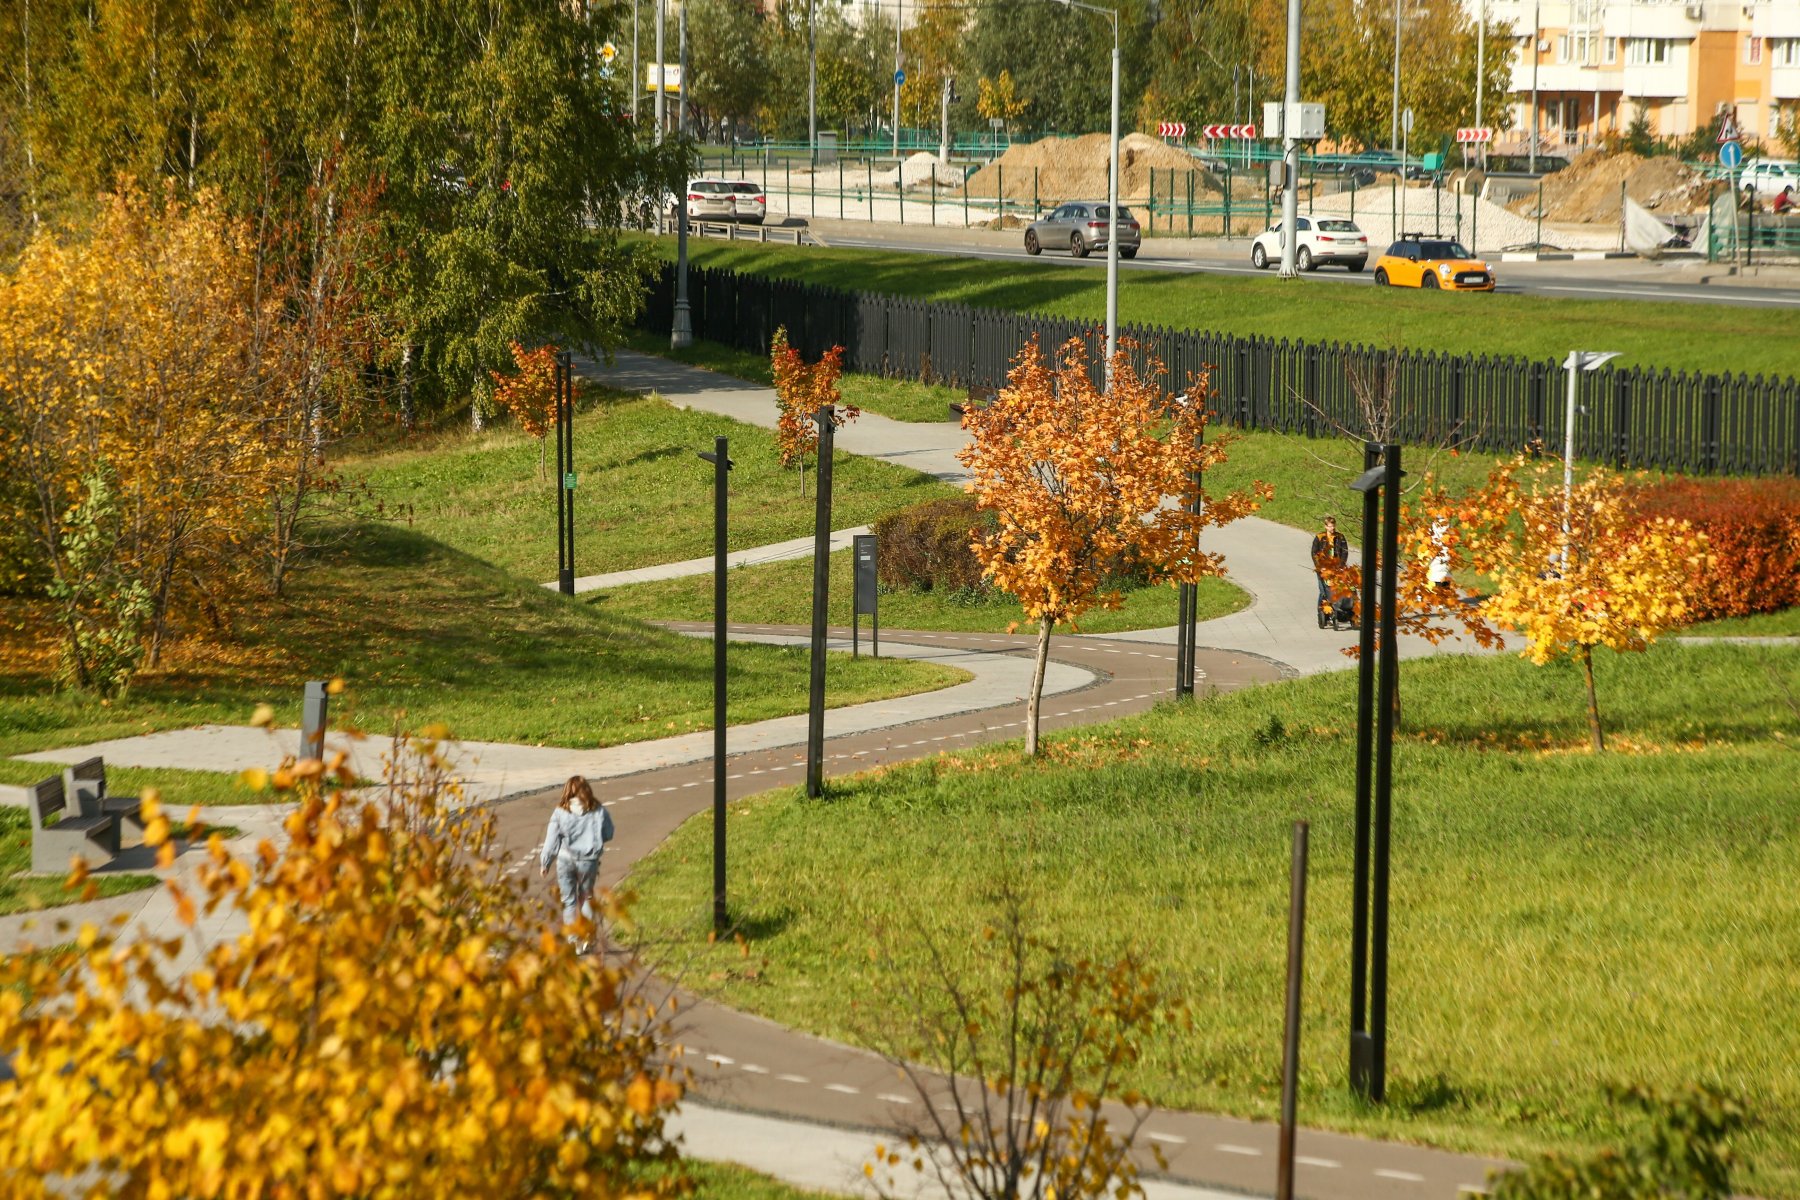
left=1512, top=151, right=1710, bottom=223
left=964, top=132, right=1220, bottom=205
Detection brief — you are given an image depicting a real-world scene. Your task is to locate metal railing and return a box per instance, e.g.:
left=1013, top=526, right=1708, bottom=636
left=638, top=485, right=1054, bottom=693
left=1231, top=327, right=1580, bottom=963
left=640, top=262, right=1799, bottom=477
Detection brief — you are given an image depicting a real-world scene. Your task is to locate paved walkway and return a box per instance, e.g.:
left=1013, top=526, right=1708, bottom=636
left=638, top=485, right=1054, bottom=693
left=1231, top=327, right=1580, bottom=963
left=5, top=352, right=1525, bottom=1198
left=588, top=349, right=1500, bottom=677
left=556, top=525, right=872, bottom=593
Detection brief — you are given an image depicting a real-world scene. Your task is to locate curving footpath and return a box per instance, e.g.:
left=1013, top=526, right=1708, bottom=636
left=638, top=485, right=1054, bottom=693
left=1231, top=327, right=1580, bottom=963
left=2, top=351, right=1525, bottom=1198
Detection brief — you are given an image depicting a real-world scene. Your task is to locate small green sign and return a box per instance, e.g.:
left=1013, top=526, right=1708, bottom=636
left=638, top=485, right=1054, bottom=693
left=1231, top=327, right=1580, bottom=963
left=563, top=472, right=577, bottom=490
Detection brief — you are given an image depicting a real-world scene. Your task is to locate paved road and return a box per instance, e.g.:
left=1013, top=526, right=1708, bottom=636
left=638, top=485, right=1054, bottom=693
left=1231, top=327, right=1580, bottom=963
left=791, top=220, right=1800, bottom=309
left=490, top=625, right=1510, bottom=1199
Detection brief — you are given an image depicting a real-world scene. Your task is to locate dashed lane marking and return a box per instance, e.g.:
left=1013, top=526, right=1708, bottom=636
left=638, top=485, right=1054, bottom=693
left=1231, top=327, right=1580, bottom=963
left=876, top=1093, right=915, bottom=1105
left=1216, top=1144, right=1262, bottom=1157
left=704, top=1054, right=734, bottom=1066
left=1297, top=1156, right=1341, bottom=1169
left=741, top=1064, right=769, bottom=1075
left=777, top=1074, right=810, bottom=1084
left=825, top=1083, right=861, bottom=1095
left=1376, top=1170, right=1427, bottom=1182
left=1146, top=1132, right=1186, bottom=1145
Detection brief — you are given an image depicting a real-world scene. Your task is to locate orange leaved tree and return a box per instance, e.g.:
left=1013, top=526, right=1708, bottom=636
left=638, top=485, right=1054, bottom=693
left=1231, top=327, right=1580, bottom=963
left=958, top=336, right=1268, bottom=755
left=771, top=325, right=856, bottom=497
left=491, top=340, right=567, bottom=479
left=1463, top=454, right=1706, bottom=752
left=0, top=735, right=686, bottom=1196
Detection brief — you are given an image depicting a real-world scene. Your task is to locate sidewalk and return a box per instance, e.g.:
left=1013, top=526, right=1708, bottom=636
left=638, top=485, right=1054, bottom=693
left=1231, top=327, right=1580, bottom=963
left=557, top=525, right=871, bottom=592
left=587, top=349, right=1500, bottom=676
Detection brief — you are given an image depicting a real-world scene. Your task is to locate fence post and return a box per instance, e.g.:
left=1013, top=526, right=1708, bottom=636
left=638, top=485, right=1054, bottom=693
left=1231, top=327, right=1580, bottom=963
left=839, top=158, right=845, bottom=220
left=1224, top=164, right=1232, bottom=237
left=1613, top=370, right=1631, bottom=468
left=1701, top=375, right=1721, bottom=474
left=1187, top=170, right=1195, bottom=237
left=1033, top=167, right=1040, bottom=219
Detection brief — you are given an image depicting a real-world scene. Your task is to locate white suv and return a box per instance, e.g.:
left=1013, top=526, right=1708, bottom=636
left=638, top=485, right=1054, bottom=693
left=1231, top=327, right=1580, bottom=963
left=1250, top=217, right=1370, bottom=272
left=1740, top=159, right=1800, bottom=198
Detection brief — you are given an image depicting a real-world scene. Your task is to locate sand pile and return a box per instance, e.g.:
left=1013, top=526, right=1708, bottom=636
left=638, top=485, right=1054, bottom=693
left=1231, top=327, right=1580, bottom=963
left=964, top=133, right=1220, bottom=205
left=870, top=151, right=966, bottom=191
left=1309, top=184, right=1617, bottom=250
left=1510, top=151, right=1709, bottom=223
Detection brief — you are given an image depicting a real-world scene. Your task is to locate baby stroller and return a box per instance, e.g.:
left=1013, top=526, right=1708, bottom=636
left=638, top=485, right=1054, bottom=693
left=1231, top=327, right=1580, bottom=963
left=1318, top=588, right=1359, bottom=631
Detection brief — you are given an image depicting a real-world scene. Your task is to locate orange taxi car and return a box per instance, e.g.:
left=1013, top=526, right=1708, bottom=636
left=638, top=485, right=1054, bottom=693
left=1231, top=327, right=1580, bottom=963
left=1371, top=234, right=1496, bottom=291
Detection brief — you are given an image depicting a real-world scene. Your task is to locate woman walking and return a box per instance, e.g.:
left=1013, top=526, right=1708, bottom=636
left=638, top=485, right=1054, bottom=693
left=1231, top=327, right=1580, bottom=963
left=539, top=776, right=616, bottom=954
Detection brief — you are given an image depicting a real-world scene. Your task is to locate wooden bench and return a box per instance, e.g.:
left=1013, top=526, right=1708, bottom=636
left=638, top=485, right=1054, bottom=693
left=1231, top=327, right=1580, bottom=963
left=26, top=774, right=120, bottom=874
left=63, top=757, right=144, bottom=848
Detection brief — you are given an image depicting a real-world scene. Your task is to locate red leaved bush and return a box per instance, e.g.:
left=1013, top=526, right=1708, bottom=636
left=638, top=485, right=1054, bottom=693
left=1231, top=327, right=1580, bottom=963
left=1636, top=477, right=1800, bottom=620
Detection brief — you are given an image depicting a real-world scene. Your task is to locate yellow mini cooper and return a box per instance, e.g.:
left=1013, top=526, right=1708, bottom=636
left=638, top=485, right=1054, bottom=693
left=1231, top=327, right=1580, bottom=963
left=1372, top=234, right=1496, bottom=291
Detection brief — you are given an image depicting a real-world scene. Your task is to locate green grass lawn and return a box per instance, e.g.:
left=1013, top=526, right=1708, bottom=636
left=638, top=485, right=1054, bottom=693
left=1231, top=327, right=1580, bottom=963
left=633, top=1159, right=845, bottom=1199
left=593, top=544, right=1248, bottom=634
left=0, top=759, right=269, bottom=809
left=626, top=642, right=1800, bottom=1195
left=0, top=808, right=158, bottom=916
left=345, top=388, right=957, bottom=584
left=0, top=523, right=965, bottom=760
left=650, top=240, right=1798, bottom=377
left=1674, top=608, right=1800, bottom=638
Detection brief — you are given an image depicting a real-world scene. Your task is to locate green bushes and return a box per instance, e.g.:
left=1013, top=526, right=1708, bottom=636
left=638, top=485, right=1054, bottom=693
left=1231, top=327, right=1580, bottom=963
left=872, top=497, right=993, bottom=594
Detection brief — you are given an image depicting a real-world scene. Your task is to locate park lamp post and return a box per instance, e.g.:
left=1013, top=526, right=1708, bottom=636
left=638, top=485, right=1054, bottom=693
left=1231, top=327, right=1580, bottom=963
left=672, top=0, right=693, bottom=349
left=1053, top=0, right=1120, bottom=376
left=1561, top=350, right=1621, bottom=513
left=697, top=438, right=735, bottom=933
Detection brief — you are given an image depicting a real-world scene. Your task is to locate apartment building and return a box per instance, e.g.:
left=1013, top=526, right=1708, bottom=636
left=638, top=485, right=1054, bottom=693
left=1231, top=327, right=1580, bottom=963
left=1478, top=0, right=1800, bottom=151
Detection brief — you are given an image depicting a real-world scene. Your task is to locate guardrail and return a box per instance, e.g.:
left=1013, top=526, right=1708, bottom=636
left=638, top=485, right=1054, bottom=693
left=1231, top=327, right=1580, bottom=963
left=640, top=262, right=1798, bottom=477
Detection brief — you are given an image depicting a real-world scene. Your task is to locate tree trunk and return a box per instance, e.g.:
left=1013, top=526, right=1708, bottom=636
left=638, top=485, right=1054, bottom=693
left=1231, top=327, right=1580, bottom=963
left=1024, top=617, right=1053, bottom=757
left=1580, top=644, right=1605, bottom=753
left=398, top=344, right=414, bottom=432
left=539, top=437, right=547, bottom=481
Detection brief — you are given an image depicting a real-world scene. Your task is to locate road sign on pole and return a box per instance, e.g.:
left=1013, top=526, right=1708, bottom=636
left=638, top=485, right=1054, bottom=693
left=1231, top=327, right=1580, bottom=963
left=894, top=68, right=905, bottom=86
left=1158, top=121, right=1187, bottom=138
left=1718, top=112, right=1740, bottom=143
left=1720, top=140, right=1744, bottom=169
left=1202, top=123, right=1258, bottom=139
left=1455, top=127, right=1493, bottom=144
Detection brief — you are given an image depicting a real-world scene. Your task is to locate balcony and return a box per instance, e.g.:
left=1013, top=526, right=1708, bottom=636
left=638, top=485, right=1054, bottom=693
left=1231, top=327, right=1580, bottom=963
left=1751, top=6, right=1800, bottom=38
left=1774, top=65, right=1800, bottom=100
left=1621, top=60, right=1691, bottom=96
left=1612, top=5, right=1703, bottom=38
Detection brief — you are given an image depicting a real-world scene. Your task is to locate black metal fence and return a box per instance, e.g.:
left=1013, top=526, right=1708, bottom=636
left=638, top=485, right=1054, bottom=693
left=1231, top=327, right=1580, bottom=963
left=642, top=264, right=1799, bottom=477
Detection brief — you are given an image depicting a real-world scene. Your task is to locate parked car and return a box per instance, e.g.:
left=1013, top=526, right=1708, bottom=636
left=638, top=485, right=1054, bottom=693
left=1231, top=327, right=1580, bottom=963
left=1372, top=234, right=1495, bottom=291
left=1024, top=201, right=1142, bottom=258
left=670, top=178, right=767, bottom=224
left=1250, top=217, right=1369, bottom=272
left=1740, top=159, right=1800, bottom=199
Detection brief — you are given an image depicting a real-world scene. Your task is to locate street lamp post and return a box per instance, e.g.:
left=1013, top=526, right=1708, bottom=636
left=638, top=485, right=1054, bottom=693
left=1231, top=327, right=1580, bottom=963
left=1389, top=0, right=1402, bottom=150
left=672, top=0, right=693, bottom=349
left=697, top=438, right=734, bottom=933
left=655, top=0, right=665, bottom=143
left=1276, top=0, right=1302, bottom=277
left=808, top=0, right=817, bottom=164
left=1529, top=0, right=1542, bottom=171
left=1561, top=349, right=1621, bottom=532
left=1056, top=0, right=1120, bottom=373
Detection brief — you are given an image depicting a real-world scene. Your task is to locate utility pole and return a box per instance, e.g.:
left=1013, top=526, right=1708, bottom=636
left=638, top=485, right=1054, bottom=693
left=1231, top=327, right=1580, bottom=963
left=655, top=0, right=666, bottom=143
left=808, top=0, right=818, bottom=164
left=673, top=0, right=693, bottom=349
left=940, top=74, right=952, bottom=161
left=1277, top=0, right=1302, bottom=277
left=1529, top=0, right=1541, bottom=171
left=1475, top=0, right=1486, bottom=168
left=632, top=0, right=640, bottom=124
left=1389, top=0, right=1402, bottom=150
left=893, top=0, right=903, bottom=157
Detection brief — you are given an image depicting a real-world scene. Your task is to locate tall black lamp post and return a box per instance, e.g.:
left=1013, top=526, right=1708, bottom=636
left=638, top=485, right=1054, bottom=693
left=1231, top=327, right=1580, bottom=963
left=1175, top=420, right=1206, bottom=697
left=555, top=351, right=576, bottom=595
left=1347, top=440, right=1402, bottom=1102
left=698, top=436, right=733, bottom=932
left=805, top=408, right=837, bottom=798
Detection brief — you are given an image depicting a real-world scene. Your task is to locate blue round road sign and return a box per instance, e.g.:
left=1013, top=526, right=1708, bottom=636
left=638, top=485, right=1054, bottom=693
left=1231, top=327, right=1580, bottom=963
left=1720, top=141, right=1744, bottom=169
left=894, top=68, right=906, bottom=86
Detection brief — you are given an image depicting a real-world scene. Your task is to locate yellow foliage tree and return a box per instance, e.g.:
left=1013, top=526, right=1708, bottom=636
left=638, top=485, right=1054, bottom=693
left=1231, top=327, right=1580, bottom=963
left=957, top=337, right=1268, bottom=755
left=976, top=70, right=1028, bottom=136
left=0, top=737, right=687, bottom=1196
left=1463, top=454, right=1706, bottom=752
left=0, top=185, right=275, bottom=688
left=770, top=325, right=856, bottom=498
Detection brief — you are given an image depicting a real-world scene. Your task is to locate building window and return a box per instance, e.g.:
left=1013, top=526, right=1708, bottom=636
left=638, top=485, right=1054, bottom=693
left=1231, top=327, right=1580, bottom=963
left=1745, top=36, right=1763, bottom=65
left=1557, top=34, right=1571, bottom=63
left=1627, top=38, right=1672, bottom=65
left=1603, top=37, right=1618, bottom=64
left=1776, top=38, right=1800, bottom=67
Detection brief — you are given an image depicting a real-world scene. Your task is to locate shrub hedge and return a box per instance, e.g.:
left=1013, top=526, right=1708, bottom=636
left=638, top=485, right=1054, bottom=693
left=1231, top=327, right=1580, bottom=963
left=1638, top=478, right=1800, bottom=620
left=871, top=497, right=992, bottom=593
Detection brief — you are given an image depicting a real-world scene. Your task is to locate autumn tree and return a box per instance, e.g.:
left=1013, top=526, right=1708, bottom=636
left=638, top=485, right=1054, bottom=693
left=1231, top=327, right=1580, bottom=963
left=976, top=70, right=1030, bottom=138
left=491, top=340, right=568, bottom=480
left=0, top=734, right=687, bottom=1196
left=898, top=0, right=968, bottom=132
left=957, top=337, right=1268, bottom=756
left=1462, top=455, right=1706, bottom=752
left=0, top=186, right=276, bottom=689
left=770, top=325, right=857, bottom=497
left=864, top=891, right=1182, bottom=1200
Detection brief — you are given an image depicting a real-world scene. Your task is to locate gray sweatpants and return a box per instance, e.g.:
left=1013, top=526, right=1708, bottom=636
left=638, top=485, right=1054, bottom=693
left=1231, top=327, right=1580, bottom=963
left=555, top=853, right=600, bottom=928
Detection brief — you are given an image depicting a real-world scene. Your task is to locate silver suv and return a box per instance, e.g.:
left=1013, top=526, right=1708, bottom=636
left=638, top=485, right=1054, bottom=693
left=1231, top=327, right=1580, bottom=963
left=1024, top=202, right=1141, bottom=259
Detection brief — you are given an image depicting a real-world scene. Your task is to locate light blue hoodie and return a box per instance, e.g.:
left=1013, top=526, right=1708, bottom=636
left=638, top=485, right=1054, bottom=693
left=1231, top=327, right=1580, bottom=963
left=540, top=804, right=615, bottom=871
